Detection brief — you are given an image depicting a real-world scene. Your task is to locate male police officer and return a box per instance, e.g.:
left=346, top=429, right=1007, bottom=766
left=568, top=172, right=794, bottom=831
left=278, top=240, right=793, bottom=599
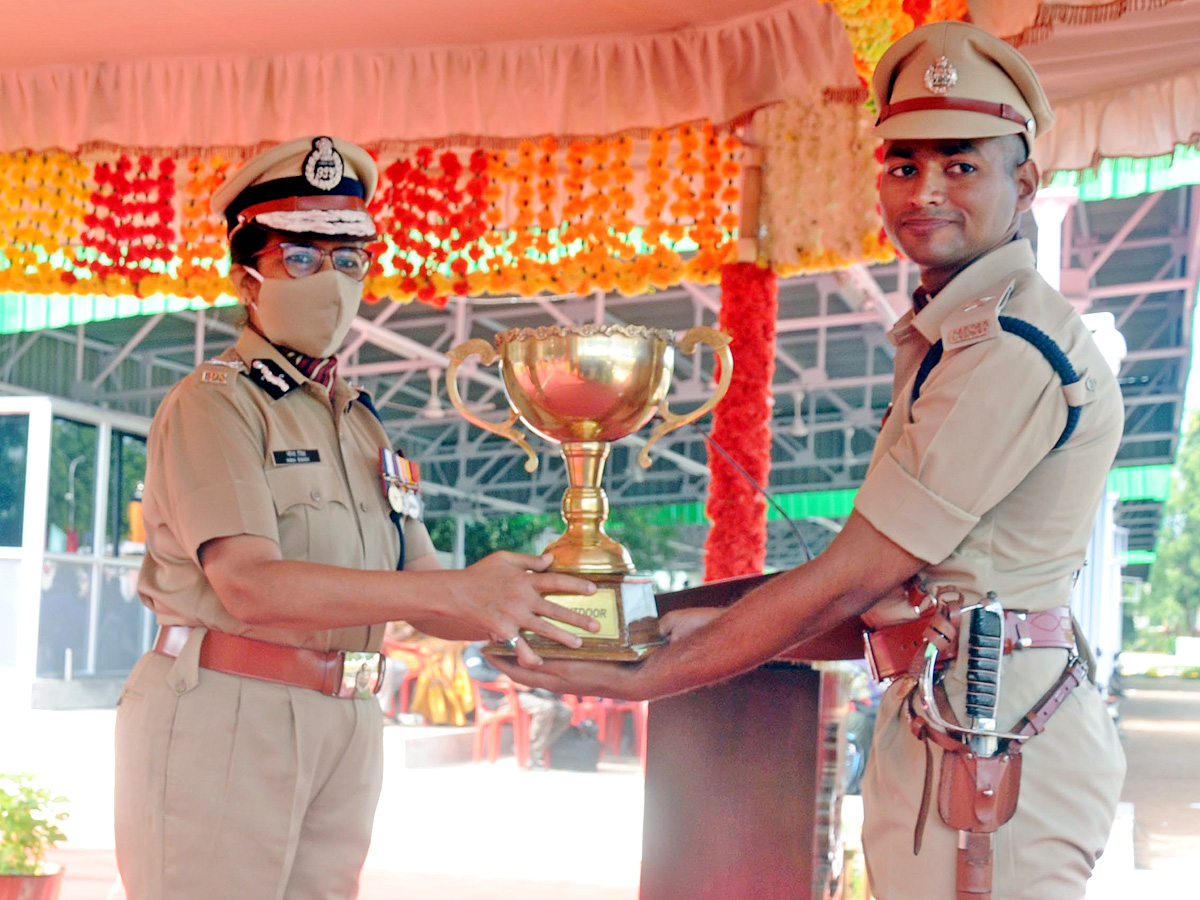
left=495, top=22, right=1125, bottom=900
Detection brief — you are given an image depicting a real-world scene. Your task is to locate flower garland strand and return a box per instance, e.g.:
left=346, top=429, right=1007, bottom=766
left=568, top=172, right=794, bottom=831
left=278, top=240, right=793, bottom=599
left=757, top=93, right=894, bottom=275
left=704, top=261, right=779, bottom=581
left=0, top=104, right=896, bottom=304
left=825, top=0, right=969, bottom=84
left=0, top=151, right=91, bottom=295
left=78, top=155, right=178, bottom=293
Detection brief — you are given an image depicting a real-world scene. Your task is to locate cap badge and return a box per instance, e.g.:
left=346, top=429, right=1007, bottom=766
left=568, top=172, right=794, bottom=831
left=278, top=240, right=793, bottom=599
left=303, top=137, right=345, bottom=192
left=923, top=56, right=958, bottom=95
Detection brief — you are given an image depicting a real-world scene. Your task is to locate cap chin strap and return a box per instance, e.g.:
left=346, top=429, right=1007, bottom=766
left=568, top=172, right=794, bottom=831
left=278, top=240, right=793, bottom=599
left=877, top=96, right=1034, bottom=133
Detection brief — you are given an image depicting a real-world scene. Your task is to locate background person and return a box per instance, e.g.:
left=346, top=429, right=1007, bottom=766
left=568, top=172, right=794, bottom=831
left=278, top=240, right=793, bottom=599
left=463, top=641, right=573, bottom=770
left=493, top=23, right=1125, bottom=900
left=114, top=135, right=597, bottom=900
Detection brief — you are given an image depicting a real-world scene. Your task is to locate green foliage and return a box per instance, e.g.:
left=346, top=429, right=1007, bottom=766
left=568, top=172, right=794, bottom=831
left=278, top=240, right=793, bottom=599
left=427, top=513, right=559, bottom=565
left=427, top=506, right=681, bottom=571
left=0, top=774, right=69, bottom=876
left=1143, top=410, right=1200, bottom=649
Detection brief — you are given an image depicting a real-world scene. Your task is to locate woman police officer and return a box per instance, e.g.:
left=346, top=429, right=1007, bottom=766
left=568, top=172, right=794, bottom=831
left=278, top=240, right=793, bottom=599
left=114, top=135, right=597, bottom=900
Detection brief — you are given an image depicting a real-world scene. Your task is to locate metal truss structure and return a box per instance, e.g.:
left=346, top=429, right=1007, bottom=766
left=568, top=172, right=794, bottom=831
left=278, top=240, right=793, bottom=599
left=2, top=184, right=1196, bottom=573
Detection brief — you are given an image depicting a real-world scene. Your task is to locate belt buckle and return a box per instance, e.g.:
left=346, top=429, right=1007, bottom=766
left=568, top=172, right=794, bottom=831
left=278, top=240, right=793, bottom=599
left=336, top=652, right=385, bottom=699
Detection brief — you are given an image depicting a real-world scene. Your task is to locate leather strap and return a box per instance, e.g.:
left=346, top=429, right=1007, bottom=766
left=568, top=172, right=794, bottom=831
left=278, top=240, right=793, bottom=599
left=876, top=96, right=1034, bottom=131
left=154, top=625, right=383, bottom=698
left=866, top=604, right=1074, bottom=681
left=1011, top=655, right=1090, bottom=739
left=902, top=608, right=1091, bottom=897
left=957, top=833, right=995, bottom=899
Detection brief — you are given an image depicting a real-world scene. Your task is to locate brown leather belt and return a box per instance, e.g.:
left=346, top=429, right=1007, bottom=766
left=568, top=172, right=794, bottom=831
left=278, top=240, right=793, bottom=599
left=864, top=605, right=1074, bottom=681
left=154, top=625, right=384, bottom=698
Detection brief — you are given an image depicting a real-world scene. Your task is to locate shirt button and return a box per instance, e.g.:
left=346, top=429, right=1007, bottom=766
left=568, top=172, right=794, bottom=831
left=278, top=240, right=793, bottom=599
left=1085, top=376, right=1096, bottom=390
left=311, top=489, right=322, bottom=502
left=360, top=501, right=370, bottom=512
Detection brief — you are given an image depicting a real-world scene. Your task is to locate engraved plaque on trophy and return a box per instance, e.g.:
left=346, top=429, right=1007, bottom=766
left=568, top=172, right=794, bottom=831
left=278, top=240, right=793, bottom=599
left=445, top=324, right=732, bottom=660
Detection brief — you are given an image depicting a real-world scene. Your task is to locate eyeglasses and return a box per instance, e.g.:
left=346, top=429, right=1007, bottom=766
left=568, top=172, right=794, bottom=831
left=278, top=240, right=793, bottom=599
left=254, top=242, right=374, bottom=282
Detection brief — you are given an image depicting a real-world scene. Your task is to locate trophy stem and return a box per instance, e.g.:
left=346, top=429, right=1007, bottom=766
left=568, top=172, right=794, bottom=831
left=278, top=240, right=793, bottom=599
left=542, top=441, right=634, bottom=575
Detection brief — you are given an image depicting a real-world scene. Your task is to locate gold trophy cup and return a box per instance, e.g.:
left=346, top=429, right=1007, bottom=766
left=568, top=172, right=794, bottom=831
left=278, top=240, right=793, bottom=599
left=445, top=324, right=733, bottom=660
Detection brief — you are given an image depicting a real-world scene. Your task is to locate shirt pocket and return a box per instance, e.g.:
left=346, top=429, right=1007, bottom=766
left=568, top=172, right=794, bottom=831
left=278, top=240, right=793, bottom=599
left=264, top=463, right=358, bottom=565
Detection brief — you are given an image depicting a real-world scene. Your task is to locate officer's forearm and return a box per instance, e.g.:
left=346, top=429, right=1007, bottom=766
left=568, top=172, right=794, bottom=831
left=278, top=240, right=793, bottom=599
left=631, top=511, right=924, bottom=700
left=199, top=534, right=488, bottom=631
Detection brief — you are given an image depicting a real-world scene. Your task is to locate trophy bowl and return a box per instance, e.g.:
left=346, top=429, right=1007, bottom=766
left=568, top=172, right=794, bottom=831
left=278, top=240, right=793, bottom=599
left=446, top=323, right=732, bottom=660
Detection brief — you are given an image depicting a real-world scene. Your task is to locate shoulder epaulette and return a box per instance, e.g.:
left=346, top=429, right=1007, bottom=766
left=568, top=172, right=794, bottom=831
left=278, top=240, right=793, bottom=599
left=913, top=299, right=1086, bottom=450
left=242, top=358, right=300, bottom=400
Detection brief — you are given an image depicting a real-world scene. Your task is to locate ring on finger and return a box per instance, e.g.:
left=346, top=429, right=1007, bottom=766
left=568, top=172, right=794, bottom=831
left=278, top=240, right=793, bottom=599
left=502, top=635, right=520, bottom=652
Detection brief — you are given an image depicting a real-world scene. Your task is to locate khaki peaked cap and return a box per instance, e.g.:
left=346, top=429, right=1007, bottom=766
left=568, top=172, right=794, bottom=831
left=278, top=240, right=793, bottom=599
left=872, top=21, right=1055, bottom=152
left=211, top=135, right=379, bottom=238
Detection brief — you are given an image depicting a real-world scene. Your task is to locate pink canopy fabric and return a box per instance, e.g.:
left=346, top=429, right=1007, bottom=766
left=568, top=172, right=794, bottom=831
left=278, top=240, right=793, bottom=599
left=0, top=0, right=1195, bottom=171
left=0, top=0, right=858, bottom=154
left=1022, top=0, right=1200, bottom=172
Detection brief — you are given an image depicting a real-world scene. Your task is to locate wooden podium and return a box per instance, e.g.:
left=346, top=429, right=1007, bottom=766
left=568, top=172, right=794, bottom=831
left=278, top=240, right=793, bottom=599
left=640, top=574, right=860, bottom=900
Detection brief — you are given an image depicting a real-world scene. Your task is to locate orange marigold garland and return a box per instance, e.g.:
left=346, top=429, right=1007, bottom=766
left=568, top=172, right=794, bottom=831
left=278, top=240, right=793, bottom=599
left=704, top=261, right=778, bottom=581
left=174, top=153, right=232, bottom=301
left=362, top=125, right=742, bottom=306
left=825, top=0, right=969, bottom=84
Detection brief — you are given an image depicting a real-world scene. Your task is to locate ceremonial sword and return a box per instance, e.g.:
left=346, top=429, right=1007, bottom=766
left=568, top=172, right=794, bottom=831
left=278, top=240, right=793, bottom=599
left=959, top=593, right=1005, bottom=899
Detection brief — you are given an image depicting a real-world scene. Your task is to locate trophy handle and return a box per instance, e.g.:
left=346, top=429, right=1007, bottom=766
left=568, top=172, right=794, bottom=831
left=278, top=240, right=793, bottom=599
left=638, top=326, right=734, bottom=468
left=445, top=339, right=540, bottom=473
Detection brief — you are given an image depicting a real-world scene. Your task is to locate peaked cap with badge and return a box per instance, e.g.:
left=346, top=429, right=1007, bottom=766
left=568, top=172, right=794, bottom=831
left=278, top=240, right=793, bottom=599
left=872, top=21, right=1055, bottom=154
left=211, top=135, right=379, bottom=239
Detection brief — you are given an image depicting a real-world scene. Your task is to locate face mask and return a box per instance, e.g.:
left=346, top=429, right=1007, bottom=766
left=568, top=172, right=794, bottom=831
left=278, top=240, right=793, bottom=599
left=243, top=267, right=362, bottom=358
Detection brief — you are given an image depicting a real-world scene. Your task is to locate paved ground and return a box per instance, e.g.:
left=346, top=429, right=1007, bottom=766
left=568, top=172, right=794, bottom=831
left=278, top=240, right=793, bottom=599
left=3, top=709, right=642, bottom=900
left=5, top=676, right=1199, bottom=898
left=1117, top=675, right=1200, bottom=871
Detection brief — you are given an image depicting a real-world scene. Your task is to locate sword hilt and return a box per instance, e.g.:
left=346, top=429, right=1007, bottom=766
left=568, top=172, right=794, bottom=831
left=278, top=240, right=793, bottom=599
left=966, top=594, right=1003, bottom=752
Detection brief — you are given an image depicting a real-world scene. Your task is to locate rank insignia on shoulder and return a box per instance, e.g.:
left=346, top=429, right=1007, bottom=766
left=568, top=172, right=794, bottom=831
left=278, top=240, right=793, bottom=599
left=200, top=368, right=230, bottom=385
left=244, top=358, right=299, bottom=400
left=204, top=357, right=245, bottom=369
left=380, top=447, right=423, bottom=520
left=941, top=289, right=1008, bottom=350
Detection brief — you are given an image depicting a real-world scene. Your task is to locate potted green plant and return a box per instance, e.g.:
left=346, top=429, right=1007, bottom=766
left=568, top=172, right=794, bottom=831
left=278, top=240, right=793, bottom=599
left=0, top=773, right=68, bottom=900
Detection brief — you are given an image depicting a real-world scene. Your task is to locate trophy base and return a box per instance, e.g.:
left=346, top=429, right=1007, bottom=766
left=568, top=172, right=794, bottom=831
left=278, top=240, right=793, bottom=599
left=488, top=573, right=667, bottom=662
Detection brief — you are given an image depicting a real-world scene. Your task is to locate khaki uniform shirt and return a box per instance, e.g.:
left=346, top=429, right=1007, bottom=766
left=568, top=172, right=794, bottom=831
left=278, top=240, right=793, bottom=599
left=856, top=238, right=1123, bottom=609
left=857, top=240, right=1126, bottom=899
left=137, top=328, right=436, bottom=653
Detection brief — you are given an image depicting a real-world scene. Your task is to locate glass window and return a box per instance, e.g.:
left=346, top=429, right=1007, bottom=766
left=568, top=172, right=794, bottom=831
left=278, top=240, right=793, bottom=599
left=0, top=559, right=19, bottom=667
left=95, top=562, right=149, bottom=676
left=110, top=432, right=149, bottom=558
left=46, top=417, right=98, bottom=555
left=0, top=413, right=30, bottom=547
left=36, top=559, right=92, bottom=678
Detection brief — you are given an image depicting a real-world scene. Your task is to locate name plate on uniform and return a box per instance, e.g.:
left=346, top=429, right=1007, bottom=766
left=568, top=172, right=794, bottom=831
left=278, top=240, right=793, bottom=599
left=543, top=587, right=620, bottom=641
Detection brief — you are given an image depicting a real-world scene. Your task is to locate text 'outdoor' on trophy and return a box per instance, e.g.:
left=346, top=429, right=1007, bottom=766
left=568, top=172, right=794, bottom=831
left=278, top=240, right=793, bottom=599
left=445, top=324, right=733, bottom=661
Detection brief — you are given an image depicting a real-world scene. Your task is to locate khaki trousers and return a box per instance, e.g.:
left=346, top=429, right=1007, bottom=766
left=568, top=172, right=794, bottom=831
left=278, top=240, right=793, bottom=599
left=114, top=643, right=384, bottom=900
left=862, top=648, right=1125, bottom=900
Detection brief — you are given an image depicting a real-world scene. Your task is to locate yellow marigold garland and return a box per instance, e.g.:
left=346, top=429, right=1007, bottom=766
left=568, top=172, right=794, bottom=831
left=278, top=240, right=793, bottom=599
left=826, top=0, right=969, bottom=84
left=0, top=151, right=91, bottom=295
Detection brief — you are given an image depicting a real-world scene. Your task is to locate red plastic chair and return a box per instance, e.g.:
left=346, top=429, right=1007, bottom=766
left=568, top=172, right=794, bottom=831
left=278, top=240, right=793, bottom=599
left=599, top=699, right=648, bottom=760
left=381, top=636, right=425, bottom=717
left=564, top=695, right=648, bottom=763
left=470, top=678, right=532, bottom=768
